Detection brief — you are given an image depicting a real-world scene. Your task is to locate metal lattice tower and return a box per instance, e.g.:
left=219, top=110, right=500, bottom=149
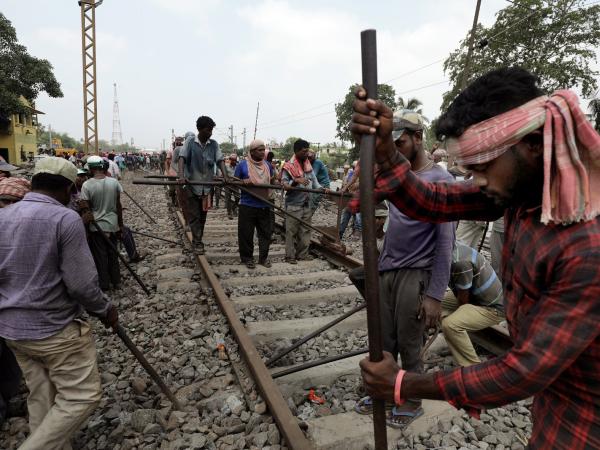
left=79, top=0, right=103, bottom=154
left=112, top=83, right=123, bottom=146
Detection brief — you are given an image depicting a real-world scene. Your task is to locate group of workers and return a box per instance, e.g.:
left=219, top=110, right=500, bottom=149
left=0, top=65, right=599, bottom=450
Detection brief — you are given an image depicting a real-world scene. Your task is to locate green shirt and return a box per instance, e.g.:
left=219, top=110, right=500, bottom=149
left=81, top=177, right=123, bottom=232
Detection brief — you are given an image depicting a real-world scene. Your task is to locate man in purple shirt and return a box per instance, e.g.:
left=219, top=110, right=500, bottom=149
left=355, top=111, right=454, bottom=429
left=0, top=157, right=118, bottom=450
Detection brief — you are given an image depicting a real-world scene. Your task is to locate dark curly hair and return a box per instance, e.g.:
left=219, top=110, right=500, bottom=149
left=293, top=139, right=310, bottom=153
left=196, top=116, right=216, bottom=130
left=437, top=67, right=545, bottom=140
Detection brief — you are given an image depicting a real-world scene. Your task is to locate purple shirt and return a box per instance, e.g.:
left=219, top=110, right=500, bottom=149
left=0, top=193, right=110, bottom=340
left=378, top=164, right=455, bottom=301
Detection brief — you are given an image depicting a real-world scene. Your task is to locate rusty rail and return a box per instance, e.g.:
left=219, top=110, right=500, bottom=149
left=174, top=211, right=313, bottom=450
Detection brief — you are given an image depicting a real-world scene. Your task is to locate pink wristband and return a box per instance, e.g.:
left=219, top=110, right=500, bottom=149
left=394, top=369, right=406, bottom=406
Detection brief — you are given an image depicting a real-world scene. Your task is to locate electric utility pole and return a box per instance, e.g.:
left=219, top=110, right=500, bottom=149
left=460, top=0, right=482, bottom=90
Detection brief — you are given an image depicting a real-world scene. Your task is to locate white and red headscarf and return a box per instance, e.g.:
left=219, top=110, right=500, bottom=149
left=446, top=90, right=600, bottom=225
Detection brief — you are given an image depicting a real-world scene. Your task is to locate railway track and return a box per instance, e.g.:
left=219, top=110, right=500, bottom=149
left=172, top=199, right=512, bottom=450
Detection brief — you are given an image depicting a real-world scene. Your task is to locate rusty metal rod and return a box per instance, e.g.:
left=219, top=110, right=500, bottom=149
left=175, top=211, right=313, bottom=449
left=359, top=29, right=387, bottom=449
left=136, top=179, right=339, bottom=241
left=135, top=176, right=351, bottom=197
left=129, top=229, right=184, bottom=246
left=122, top=190, right=157, bottom=224
left=266, top=302, right=366, bottom=367
left=89, top=221, right=152, bottom=297
left=478, top=221, right=490, bottom=253
left=114, top=324, right=183, bottom=410
left=272, top=348, right=369, bottom=379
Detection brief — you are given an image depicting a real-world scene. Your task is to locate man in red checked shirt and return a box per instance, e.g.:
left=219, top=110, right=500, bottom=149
left=353, top=67, right=600, bottom=449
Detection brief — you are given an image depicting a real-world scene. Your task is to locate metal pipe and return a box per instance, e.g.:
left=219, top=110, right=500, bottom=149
left=136, top=176, right=351, bottom=197
left=478, top=221, right=490, bottom=253
left=129, top=229, right=183, bottom=247
left=135, top=179, right=338, bottom=241
left=122, top=190, right=157, bottom=224
left=271, top=349, right=368, bottom=379
left=89, top=221, right=152, bottom=296
left=114, top=324, right=182, bottom=410
left=266, top=303, right=366, bottom=367
left=359, top=29, right=387, bottom=449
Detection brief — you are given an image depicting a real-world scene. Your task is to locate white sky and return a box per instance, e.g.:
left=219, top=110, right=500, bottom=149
left=3, top=0, right=526, bottom=149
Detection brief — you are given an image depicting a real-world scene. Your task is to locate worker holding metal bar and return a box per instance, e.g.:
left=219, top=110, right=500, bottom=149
left=354, top=110, right=455, bottom=430
left=0, top=157, right=118, bottom=450
left=353, top=67, right=600, bottom=449
left=178, top=116, right=228, bottom=255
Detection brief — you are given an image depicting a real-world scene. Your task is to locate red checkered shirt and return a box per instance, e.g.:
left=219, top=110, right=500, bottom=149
left=350, top=159, right=600, bottom=450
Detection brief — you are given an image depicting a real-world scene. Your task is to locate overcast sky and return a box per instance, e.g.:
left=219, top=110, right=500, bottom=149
left=4, top=0, right=529, bottom=149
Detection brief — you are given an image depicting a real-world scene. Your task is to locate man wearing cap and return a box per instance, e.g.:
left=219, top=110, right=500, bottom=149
left=354, top=110, right=455, bottom=429
left=353, top=67, right=600, bottom=448
left=80, top=155, right=124, bottom=291
left=234, top=140, right=275, bottom=268
left=0, top=157, right=117, bottom=450
left=178, top=116, right=228, bottom=254
left=307, top=151, right=330, bottom=215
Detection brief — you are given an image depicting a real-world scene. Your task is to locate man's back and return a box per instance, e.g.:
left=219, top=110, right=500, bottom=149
left=0, top=193, right=105, bottom=340
left=81, top=177, right=122, bottom=232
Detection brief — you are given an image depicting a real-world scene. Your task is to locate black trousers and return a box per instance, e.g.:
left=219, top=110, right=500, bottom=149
left=88, top=231, right=120, bottom=290
left=121, top=226, right=138, bottom=259
left=186, top=189, right=208, bottom=245
left=0, top=340, right=22, bottom=426
left=238, top=204, right=272, bottom=262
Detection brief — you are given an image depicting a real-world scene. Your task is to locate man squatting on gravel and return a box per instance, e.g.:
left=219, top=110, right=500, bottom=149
left=0, top=157, right=119, bottom=450
left=354, top=67, right=600, bottom=449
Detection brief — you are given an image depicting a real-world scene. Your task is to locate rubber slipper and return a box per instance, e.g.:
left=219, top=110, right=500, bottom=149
left=354, top=396, right=393, bottom=415
left=386, top=406, right=424, bottom=429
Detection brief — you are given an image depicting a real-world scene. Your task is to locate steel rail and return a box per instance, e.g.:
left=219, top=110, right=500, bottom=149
left=174, top=211, right=313, bottom=450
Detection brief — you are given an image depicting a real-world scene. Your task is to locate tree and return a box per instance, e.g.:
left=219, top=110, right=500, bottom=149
left=277, top=137, right=300, bottom=161
left=219, top=142, right=236, bottom=155
left=442, top=0, right=600, bottom=109
left=0, top=13, right=63, bottom=121
left=396, top=96, right=423, bottom=114
left=335, top=84, right=397, bottom=143
left=589, top=97, right=600, bottom=133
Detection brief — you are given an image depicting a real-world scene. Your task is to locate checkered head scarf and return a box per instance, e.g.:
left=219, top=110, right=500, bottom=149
left=445, top=90, right=600, bottom=225
left=0, top=178, right=31, bottom=200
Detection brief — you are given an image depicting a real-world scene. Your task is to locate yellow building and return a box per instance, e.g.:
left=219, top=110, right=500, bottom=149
left=0, top=97, right=43, bottom=165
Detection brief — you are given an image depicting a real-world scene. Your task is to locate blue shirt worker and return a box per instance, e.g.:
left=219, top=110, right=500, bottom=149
left=178, top=116, right=227, bottom=254
left=0, top=157, right=117, bottom=450
left=442, top=241, right=504, bottom=366
left=307, top=150, right=330, bottom=214
left=281, top=139, right=322, bottom=264
left=234, top=139, right=275, bottom=269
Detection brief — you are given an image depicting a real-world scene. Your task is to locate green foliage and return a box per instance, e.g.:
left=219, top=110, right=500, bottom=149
left=0, top=13, right=63, bottom=120
left=396, top=96, right=423, bottom=114
left=276, top=136, right=300, bottom=161
left=219, top=142, right=236, bottom=155
left=335, top=84, right=397, bottom=143
left=442, top=0, right=600, bottom=110
left=589, top=97, right=600, bottom=133
left=37, top=126, right=82, bottom=151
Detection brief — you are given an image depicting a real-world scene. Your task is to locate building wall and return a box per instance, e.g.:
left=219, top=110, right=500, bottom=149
left=0, top=110, right=38, bottom=164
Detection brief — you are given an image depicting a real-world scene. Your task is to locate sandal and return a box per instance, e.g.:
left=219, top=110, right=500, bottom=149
left=245, top=260, right=256, bottom=269
left=386, top=405, right=424, bottom=429
left=354, top=396, right=393, bottom=415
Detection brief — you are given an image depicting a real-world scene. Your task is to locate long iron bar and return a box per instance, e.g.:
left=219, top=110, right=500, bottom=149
left=114, top=324, right=183, bottom=410
left=130, top=229, right=184, bottom=246
left=266, top=302, right=367, bottom=367
left=136, top=179, right=339, bottom=242
left=478, top=221, right=490, bottom=253
left=136, top=176, right=351, bottom=197
left=359, top=29, right=387, bottom=449
left=271, top=349, right=369, bottom=379
left=122, top=190, right=157, bottom=224
left=90, top=221, right=152, bottom=296
left=175, top=210, right=313, bottom=449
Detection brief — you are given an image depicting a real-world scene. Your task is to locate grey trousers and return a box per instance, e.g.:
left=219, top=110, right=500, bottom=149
left=285, top=204, right=312, bottom=259
left=379, top=268, right=430, bottom=406
left=490, top=230, right=504, bottom=280
left=456, top=220, right=487, bottom=248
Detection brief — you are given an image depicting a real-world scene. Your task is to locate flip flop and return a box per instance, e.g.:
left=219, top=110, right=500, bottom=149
left=354, top=396, right=394, bottom=415
left=386, top=406, right=424, bottom=429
